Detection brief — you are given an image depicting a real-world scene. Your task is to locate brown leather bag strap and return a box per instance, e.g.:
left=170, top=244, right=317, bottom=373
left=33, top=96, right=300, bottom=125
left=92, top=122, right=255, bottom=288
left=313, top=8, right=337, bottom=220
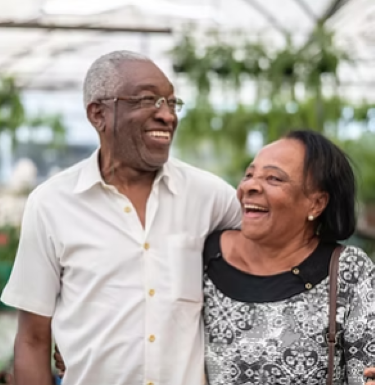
left=326, top=245, right=345, bottom=385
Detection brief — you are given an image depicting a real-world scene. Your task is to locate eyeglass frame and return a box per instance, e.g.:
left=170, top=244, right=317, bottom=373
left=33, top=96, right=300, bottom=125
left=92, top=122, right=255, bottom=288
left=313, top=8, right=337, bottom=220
left=98, top=95, right=184, bottom=113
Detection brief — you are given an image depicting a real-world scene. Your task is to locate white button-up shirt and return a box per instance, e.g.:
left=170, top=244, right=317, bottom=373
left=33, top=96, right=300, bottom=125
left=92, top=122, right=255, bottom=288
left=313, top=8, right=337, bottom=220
left=1, top=150, right=241, bottom=385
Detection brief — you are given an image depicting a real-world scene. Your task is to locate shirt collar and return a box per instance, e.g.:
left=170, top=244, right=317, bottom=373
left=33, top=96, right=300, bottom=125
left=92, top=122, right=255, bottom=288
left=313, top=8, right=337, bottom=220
left=155, top=158, right=178, bottom=195
left=291, top=241, right=338, bottom=287
left=73, top=149, right=178, bottom=195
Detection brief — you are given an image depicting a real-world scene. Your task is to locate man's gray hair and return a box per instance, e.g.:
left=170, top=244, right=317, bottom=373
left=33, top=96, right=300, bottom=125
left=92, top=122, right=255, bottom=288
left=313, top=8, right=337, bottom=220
left=83, top=50, right=151, bottom=107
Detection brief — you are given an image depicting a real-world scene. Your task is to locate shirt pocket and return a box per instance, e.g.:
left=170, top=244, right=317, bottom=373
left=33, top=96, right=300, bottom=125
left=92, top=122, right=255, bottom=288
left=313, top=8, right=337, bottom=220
left=168, top=234, right=204, bottom=303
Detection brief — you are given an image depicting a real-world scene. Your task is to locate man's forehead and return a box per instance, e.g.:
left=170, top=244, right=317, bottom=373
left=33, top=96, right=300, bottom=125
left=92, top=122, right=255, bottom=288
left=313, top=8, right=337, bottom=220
left=117, top=61, right=174, bottom=93
left=117, top=60, right=163, bottom=80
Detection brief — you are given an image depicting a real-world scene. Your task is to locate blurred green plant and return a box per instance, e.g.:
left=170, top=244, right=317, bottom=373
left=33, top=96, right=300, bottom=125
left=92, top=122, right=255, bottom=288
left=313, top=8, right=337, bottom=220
left=0, top=77, right=66, bottom=148
left=340, top=133, right=375, bottom=204
left=0, top=226, right=19, bottom=264
left=0, top=225, right=19, bottom=309
left=176, top=96, right=374, bottom=185
left=170, top=26, right=375, bottom=190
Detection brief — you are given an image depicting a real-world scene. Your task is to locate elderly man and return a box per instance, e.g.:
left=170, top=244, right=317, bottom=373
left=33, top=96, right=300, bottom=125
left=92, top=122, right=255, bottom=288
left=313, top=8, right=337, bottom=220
left=0, top=51, right=241, bottom=385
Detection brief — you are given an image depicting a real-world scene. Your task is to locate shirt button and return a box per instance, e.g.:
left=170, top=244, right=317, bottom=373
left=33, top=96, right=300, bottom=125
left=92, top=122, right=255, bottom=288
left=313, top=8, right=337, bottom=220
left=305, top=283, right=312, bottom=290
left=149, top=289, right=155, bottom=297
left=292, top=268, right=300, bottom=275
left=149, top=335, right=155, bottom=342
left=124, top=206, right=131, bottom=213
left=144, top=243, right=150, bottom=250
left=147, top=382, right=154, bottom=385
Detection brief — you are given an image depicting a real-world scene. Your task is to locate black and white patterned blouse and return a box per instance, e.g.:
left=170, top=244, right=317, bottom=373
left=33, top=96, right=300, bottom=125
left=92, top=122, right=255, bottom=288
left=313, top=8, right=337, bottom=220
left=203, top=231, right=375, bottom=385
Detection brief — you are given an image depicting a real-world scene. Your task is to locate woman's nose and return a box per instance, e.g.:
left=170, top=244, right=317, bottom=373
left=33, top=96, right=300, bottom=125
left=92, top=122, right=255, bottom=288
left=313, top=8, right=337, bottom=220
left=240, top=177, right=263, bottom=194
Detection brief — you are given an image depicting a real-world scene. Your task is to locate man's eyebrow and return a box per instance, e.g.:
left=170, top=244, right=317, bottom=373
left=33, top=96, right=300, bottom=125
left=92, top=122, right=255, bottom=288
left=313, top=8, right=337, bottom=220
left=132, top=84, right=159, bottom=93
left=131, top=84, right=175, bottom=95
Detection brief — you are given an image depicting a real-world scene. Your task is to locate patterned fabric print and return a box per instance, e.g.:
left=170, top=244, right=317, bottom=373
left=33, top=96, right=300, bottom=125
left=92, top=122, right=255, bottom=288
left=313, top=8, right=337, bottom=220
left=203, top=246, right=375, bottom=385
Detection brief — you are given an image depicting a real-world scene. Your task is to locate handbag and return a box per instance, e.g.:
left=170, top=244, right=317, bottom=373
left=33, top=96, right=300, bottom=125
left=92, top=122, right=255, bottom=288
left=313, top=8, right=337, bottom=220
left=326, top=245, right=345, bottom=385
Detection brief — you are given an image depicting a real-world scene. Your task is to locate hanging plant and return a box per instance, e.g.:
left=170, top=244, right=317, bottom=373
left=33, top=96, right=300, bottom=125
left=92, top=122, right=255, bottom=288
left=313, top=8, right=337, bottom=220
left=267, top=38, right=306, bottom=102
left=206, top=44, right=236, bottom=77
left=274, top=51, right=295, bottom=78
left=316, top=51, right=339, bottom=74
left=170, top=34, right=198, bottom=74
left=306, top=50, right=340, bottom=87
left=240, top=42, right=266, bottom=78
left=268, top=34, right=302, bottom=82
left=302, top=25, right=350, bottom=90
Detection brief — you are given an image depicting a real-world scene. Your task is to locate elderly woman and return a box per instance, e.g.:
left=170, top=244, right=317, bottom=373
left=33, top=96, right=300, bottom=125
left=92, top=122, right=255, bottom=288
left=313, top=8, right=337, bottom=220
left=203, top=130, right=375, bottom=385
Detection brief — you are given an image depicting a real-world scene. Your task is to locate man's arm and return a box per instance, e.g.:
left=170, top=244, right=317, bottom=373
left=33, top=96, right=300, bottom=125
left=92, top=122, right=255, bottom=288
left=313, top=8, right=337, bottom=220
left=209, top=178, right=242, bottom=232
left=14, top=311, right=53, bottom=385
left=0, top=192, right=61, bottom=384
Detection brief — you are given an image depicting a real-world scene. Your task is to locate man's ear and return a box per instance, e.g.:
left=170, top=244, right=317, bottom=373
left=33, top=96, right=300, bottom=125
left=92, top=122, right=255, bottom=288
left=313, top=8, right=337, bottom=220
left=87, top=102, right=106, bottom=133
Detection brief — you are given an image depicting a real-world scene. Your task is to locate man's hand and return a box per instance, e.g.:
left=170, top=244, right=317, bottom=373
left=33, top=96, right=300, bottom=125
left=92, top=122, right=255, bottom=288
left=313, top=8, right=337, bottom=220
left=365, top=367, right=375, bottom=384
left=53, top=345, right=65, bottom=378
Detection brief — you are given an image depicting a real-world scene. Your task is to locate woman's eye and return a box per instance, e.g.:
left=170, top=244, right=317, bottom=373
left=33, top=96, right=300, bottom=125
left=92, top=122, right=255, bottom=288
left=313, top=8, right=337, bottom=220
left=267, top=176, right=281, bottom=182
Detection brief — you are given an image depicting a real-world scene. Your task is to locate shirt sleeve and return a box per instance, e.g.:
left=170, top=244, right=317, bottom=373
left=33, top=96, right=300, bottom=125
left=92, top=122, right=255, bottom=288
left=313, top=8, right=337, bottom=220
left=343, top=256, right=375, bottom=384
left=209, top=179, right=242, bottom=233
left=0, top=191, right=61, bottom=317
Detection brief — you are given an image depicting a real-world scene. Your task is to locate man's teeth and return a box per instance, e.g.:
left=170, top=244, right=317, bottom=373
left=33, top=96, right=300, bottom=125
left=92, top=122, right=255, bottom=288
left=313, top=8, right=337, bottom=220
left=244, top=204, right=268, bottom=212
left=148, top=131, right=171, bottom=139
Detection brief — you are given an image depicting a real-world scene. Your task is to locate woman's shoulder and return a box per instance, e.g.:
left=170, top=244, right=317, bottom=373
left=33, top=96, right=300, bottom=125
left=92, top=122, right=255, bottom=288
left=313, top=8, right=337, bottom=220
left=339, top=244, right=373, bottom=265
left=203, top=230, right=224, bottom=265
left=203, top=229, right=238, bottom=266
left=339, top=244, right=375, bottom=284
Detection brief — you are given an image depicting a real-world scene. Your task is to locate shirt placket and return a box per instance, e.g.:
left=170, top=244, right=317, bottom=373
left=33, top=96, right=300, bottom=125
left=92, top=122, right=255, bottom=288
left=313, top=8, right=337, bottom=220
left=114, top=181, right=162, bottom=385
left=143, top=184, right=161, bottom=385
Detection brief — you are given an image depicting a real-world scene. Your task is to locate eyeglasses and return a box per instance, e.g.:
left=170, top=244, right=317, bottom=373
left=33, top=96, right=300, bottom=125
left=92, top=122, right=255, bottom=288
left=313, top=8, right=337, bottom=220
left=100, top=95, right=184, bottom=113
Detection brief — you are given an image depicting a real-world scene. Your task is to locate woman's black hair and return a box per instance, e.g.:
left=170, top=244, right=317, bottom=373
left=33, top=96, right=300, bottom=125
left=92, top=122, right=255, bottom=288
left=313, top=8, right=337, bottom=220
left=285, top=129, right=356, bottom=241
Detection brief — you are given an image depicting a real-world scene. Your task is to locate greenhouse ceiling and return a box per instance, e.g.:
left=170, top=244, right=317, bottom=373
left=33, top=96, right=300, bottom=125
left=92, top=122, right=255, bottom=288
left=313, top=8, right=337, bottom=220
left=0, top=0, right=374, bottom=100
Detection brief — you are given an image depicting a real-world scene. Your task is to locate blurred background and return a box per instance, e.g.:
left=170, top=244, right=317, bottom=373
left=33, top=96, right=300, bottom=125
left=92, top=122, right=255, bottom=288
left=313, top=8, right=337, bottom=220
left=1, top=0, right=375, bottom=380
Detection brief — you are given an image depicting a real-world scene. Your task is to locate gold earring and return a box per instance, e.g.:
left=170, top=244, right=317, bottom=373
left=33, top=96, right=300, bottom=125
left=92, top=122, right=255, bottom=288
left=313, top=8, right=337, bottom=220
left=308, top=215, right=314, bottom=221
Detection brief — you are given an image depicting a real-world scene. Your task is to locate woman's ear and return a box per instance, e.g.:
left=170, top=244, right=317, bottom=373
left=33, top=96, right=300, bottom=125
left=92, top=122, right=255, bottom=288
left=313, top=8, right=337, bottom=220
left=310, top=191, right=329, bottom=219
left=87, top=102, right=106, bottom=133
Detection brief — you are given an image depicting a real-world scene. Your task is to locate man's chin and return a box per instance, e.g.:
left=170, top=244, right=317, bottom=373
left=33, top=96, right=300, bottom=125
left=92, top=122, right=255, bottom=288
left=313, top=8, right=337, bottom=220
left=140, top=152, right=169, bottom=172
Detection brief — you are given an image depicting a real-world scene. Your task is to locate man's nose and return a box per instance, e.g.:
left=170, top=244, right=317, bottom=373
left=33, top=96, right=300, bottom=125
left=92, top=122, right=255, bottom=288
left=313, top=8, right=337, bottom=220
left=154, top=103, right=177, bottom=125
